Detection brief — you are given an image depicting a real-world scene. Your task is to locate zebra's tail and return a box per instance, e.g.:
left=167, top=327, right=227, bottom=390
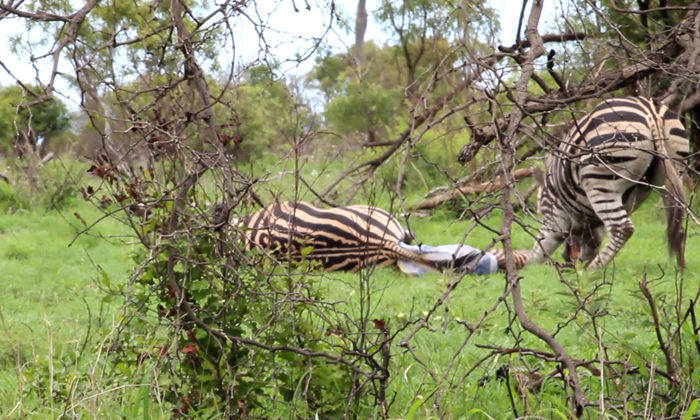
left=658, top=135, right=687, bottom=267
left=381, top=241, right=443, bottom=275
left=385, top=241, right=498, bottom=275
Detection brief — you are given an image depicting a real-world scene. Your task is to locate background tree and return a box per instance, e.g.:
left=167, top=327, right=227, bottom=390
left=0, top=84, right=71, bottom=157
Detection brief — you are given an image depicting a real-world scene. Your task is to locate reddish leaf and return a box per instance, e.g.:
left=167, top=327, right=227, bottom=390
left=73, top=212, right=87, bottom=226
left=372, top=319, right=387, bottom=331
left=126, top=183, right=140, bottom=200
left=186, top=330, right=197, bottom=342
left=157, top=346, right=169, bottom=356
left=114, top=194, right=127, bottom=203
left=237, top=398, right=247, bottom=416
left=182, top=344, right=199, bottom=355
left=100, top=196, right=112, bottom=207
left=86, top=185, right=95, bottom=195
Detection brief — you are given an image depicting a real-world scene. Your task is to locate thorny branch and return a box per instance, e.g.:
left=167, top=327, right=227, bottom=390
left=639, top=272, right=680, bottom=385
left=497, top=0, right=587, bottom=416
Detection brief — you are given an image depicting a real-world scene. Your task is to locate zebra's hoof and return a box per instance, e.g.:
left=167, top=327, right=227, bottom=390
left=554, top=261, right=576, bottom=271
left=586, top=259, right=604, bottom=269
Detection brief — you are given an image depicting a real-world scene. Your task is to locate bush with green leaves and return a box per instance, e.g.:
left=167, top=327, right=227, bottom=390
left=75, top=152, right=399, bottom=419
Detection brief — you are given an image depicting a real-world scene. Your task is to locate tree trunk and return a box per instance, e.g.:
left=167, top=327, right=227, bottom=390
left=14, top=130, right=36, bottom=159
left=355, top=0, right=367, bottom=64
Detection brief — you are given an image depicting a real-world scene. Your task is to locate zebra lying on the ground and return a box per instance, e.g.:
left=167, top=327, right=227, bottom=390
left=528, top=96, right=689, bottom=268
left=230, top=200, right=498, bottom=275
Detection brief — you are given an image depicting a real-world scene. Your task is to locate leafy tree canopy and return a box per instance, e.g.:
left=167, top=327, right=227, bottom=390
left=0, top=84, right=71, bottom=153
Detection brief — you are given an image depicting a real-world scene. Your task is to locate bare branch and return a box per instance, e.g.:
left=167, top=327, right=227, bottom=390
left=608, top=0, right=700, bottom=15
left=496, top=0, right=587, bottom=415
left=639, top=273, right=680, bottom=385
left=0, top=1, right=71, bottom=22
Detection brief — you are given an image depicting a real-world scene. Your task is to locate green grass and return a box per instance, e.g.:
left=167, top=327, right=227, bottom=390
left=314, top=196, right=700, bottom=419
left=1, top=183, right=699, bottom=418
left=0, top=203, right=132, bottom=359
left=0, top=201, right=137, bottom=419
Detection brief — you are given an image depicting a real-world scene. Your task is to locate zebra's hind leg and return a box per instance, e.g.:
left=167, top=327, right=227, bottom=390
left=528, top=227, right=567, bottom=266
left=568, top=225, right=605, bottom=264
left=586, top=198, right=635, bottom=268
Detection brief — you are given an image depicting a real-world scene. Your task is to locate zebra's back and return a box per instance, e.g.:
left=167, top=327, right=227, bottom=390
left=238, top=201, right=421, bottom=273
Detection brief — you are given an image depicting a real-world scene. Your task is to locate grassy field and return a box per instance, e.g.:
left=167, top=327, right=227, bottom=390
left=1, top=181, right=700, bottom=418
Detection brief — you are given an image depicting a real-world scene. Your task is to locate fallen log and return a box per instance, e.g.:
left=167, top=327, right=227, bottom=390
left=467, top=179, right=541, bottom=220
left=412, top=167, right=534, bottom=211
left=39, top=152, right=55, bottom=167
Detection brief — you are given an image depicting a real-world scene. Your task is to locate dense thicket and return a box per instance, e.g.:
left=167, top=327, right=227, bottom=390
left=2, top=0, right=700, bottom=418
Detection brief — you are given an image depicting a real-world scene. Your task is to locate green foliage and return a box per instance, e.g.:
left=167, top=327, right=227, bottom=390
left=212, top=64, right=316, bottom=160
left=72, top=158, right=364, bottom=418
left=598, top=0, right=688, bottom=47
left=309, top=38, right=465, bottom=144
left=0, top=157, right=83, bottom=212
left=375, top=0, right=497, bottom=48
left=324, top=79, right=404, bottom=137
left=0, top=84, right=71, bottom=154
left=112, top=234, right=353, bottom=416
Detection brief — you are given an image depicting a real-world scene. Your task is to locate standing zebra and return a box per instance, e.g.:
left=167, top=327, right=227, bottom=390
left=231, top=200, right=498, bottom=275
left=528, top=96, right=689, bottom=268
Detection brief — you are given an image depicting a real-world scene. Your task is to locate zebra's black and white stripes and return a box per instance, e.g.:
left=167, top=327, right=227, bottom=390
left=232, top=201, right=413, bottom=272
left=529, top=96, right=689, bottom=268
left=232, top=200, right=497, bottom=275
left=486, top=248, right=533, bottom=271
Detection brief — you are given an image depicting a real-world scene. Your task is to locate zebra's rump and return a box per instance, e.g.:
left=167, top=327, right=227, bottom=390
left=530, top=96, right=689, bottom=268
left=237, top=201, right=419, bottom=273
left=544, top=97, right=687, bottom=218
